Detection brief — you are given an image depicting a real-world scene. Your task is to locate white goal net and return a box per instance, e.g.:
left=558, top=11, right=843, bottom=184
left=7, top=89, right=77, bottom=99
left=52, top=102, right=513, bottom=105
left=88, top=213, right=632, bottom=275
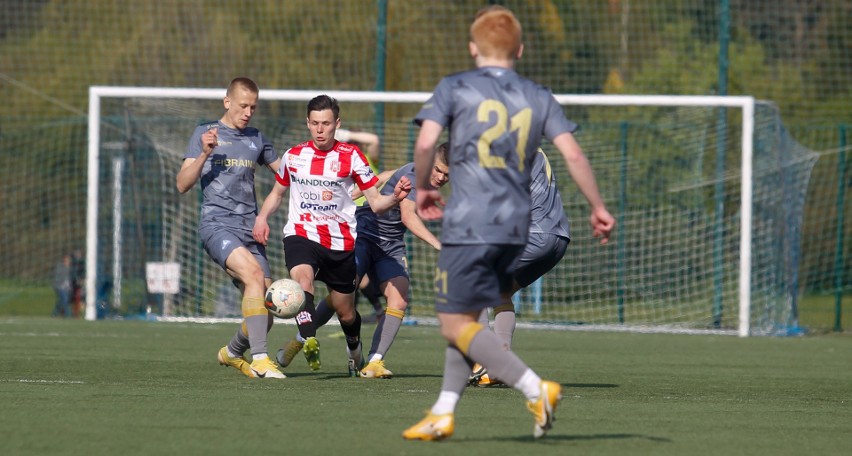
left=86, top=87, right=818, bottom=336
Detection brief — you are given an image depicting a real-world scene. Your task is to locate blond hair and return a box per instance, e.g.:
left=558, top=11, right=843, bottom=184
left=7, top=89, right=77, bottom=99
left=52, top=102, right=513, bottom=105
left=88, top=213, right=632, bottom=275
left=227, top=77, right=259, bottom=97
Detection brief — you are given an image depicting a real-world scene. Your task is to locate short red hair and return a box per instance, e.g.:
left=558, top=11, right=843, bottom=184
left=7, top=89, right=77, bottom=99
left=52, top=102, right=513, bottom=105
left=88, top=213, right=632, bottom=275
left=470, top=6, right=522, bottom=60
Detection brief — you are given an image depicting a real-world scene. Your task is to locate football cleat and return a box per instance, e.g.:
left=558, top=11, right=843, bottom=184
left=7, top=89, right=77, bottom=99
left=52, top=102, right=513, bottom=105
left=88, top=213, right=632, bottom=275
left=473, top=372, right=506, bottom=388
left=360, top=359, right=393, bottom=379
left=468, top=363, right=486, bottom=384
left=303, top=336, right=321, bottom=371
left=277, top=338, right=304, bottom=368
left=249, top=357, right=286, bottom=379
left=402, top=412, right=455, bottom=441
left=347, top=342, right=364, bottom=377
left=526, top=380, right=562, bottom=438
left=217, top=346, right=256, bottom=378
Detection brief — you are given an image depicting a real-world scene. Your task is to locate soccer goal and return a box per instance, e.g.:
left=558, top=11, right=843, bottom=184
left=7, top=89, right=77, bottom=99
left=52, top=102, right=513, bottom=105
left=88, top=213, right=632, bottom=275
left=86, top=87, right=818, bottom=336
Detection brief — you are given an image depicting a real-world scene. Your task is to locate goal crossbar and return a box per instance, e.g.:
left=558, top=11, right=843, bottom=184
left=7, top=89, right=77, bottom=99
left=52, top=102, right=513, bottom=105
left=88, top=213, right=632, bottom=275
left=86, top=87, right=755, bottom=336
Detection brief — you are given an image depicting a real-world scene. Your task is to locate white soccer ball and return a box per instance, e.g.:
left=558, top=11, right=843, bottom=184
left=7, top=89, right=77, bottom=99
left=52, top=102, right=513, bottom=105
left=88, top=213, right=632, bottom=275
left=264, top=278, right=305, bottom=319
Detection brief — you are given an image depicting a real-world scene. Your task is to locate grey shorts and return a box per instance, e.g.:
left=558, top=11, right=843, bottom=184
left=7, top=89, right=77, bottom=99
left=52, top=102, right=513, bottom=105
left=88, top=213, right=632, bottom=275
left=355, top=236, right=408, bottom=285
left=512, top=233, right=570, bottom=287
left=434, top=244, right=524, bottom=314
left=199, top=224, right=271, bottom=278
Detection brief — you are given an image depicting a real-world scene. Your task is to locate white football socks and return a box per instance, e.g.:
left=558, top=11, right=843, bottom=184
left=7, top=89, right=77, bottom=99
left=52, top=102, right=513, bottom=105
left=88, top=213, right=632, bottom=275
left=430, top=391, right=460, bottom=415
left=514, top=369, right=542, bottom=401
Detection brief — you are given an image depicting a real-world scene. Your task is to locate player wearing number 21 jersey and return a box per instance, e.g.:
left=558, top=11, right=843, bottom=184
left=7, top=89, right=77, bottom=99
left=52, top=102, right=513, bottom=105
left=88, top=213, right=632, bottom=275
left=403, top=6, right=614, bottom=441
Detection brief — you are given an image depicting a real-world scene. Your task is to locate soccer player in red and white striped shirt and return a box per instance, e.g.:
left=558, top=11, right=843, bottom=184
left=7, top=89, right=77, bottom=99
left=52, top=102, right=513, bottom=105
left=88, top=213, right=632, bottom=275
left=253, top=95, right=410, bottom=375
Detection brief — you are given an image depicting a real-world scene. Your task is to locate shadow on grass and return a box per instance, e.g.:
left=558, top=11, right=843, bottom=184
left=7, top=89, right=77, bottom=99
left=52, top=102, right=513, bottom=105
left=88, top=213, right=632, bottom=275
left=564, top=383, right=619, bottom=388
left=466, top=433, right=672, bottom=444
left=284, top=372, right=445, bottom=380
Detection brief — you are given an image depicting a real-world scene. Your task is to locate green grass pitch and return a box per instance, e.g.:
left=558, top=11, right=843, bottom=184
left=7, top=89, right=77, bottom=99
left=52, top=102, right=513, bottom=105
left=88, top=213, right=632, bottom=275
left=1, top=317, right=850, bottom=456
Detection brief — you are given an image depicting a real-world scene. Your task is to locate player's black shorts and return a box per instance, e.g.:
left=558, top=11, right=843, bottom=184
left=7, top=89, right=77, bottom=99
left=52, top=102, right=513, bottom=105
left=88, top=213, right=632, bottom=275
left=283, top=235, right=357, bottom=294
left=512, top=233, right=570, bottom=288
left=434, top=244, right=524, bottom=314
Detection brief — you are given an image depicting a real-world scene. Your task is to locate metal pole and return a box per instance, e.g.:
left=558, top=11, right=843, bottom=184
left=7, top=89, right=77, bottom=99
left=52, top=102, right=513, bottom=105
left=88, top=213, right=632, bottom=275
left=617, top=122, right=628, bottom=324
left=712, top=0, right=730, bottom=328
left=374, top=0, right=388, bottom=156
left=834, top=124, right=847, bottom=332
left=112, top=157, right=124, bottom=313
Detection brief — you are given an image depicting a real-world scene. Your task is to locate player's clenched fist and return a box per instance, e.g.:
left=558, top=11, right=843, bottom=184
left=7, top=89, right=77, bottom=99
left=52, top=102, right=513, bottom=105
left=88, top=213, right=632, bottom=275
left=201, top=128, right=218, bottom=155
left=393, top=175, right=412, bottom=202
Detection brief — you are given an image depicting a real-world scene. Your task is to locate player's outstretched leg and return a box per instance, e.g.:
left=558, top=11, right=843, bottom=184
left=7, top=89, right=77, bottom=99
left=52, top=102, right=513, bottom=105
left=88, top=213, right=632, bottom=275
left=463, top=321, right=564, bottom=438
left=403, top=345, right=469, bottom=440
left=527, top=380, right=562, bottom=438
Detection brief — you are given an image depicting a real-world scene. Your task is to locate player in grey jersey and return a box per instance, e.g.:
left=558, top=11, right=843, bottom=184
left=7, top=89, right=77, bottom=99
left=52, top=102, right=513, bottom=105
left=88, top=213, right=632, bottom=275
left=403, top=6, right=615, bottom=440
left=471, top=148, right=571, bottom=387
left=176, top=77, right=285, bottom=379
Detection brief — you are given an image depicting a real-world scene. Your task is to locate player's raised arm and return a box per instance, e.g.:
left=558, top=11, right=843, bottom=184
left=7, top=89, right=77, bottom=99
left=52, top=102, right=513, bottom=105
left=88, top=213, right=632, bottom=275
left=400, top=198, right=441, bottom=250
left=176, top=127, right=218, bottom=193
left=413, top=120, right=445, bottom=220
left=351, top=168, right=397, bottom=200
left=361, top=176, right=411, bottom=215
left=551, top=132, right=615, bottom=244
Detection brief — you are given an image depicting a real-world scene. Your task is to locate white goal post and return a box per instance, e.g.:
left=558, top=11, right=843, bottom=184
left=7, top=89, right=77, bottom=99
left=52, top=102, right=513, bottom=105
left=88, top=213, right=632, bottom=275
left=86, top=86, right=756, bottom=336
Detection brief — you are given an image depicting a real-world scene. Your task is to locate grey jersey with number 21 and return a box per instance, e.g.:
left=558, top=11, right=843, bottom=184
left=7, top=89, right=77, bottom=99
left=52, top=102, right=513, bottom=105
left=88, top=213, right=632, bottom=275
left=414, top=66, right=577, bottom=245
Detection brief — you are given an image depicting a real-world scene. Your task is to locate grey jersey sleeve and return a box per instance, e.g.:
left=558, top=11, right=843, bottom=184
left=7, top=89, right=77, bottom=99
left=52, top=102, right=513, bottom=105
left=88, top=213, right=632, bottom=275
left=529, top=150, right=570, bottom=238
left=414, top=78, right=453, bottom=128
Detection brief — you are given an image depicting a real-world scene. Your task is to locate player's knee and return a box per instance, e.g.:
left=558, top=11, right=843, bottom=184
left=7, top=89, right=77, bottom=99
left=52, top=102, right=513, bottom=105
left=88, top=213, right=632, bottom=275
left=338, top=309, right=356, bottom=324
left=335, top=301, right=356, bottom=322
left=386, top=296, right=408, bottom=311
left=439, top=325, right=459, bottom=343
left=238, top=264, right=265, bottom=286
